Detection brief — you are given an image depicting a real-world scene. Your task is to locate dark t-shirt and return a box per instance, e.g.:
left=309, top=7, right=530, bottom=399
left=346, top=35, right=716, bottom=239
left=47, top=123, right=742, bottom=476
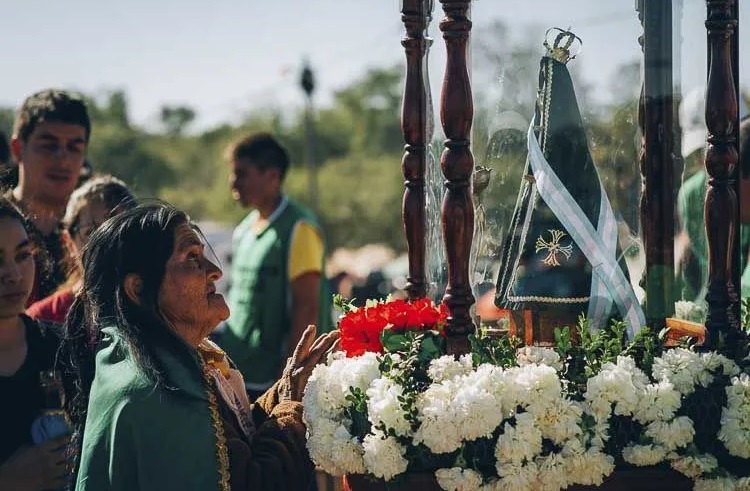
left=0, top=315, right=61, bottom=465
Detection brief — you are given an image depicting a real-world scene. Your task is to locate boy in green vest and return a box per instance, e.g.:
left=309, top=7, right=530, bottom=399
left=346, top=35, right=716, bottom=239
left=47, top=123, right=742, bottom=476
left=219, top=132, right=331, bottom=399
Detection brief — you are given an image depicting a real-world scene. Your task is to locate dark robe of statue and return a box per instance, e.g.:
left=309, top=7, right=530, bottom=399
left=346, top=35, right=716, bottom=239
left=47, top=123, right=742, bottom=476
left=494, top=40, right=638, bottom=335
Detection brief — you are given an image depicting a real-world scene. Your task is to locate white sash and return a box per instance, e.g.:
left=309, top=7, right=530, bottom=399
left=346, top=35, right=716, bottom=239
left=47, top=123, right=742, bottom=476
left=527, top=123, right=645, bottom=338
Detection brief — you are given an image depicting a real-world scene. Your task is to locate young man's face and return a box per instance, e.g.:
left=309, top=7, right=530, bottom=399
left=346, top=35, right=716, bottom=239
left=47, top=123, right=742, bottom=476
left=12, top=121, right=87, bottom=207
left=230, top=158, right=278, bottom=209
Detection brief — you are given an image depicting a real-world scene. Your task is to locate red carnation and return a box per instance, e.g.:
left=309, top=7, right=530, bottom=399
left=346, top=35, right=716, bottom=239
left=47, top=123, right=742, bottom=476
left=339, top=305, right=387, bottom=357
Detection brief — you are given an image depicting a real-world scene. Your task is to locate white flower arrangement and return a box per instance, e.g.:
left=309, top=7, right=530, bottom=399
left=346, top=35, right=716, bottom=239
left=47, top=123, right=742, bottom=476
left=719, top=373, right=750, bottom=459
left=674, top=300, right=707, bottom=323
left=304, top=300, right=750, bottom=490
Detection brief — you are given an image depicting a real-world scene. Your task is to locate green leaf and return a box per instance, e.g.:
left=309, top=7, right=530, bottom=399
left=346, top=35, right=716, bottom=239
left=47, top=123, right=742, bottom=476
left=381, top=331, right=409, bottom=353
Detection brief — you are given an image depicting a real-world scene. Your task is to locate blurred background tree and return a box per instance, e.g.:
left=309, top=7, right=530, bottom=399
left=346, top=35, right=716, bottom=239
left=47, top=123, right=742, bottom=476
left=5, top=20, right=738, bottom=254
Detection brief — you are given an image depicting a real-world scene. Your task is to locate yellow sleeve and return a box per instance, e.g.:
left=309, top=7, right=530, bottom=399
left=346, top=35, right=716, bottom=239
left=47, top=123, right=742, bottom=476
left=288, top=221, right=324, bottom=281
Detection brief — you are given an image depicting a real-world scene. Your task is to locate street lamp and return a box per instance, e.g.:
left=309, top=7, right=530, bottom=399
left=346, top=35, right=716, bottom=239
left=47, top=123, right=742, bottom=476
left=300, top=60, right=318, bottom=213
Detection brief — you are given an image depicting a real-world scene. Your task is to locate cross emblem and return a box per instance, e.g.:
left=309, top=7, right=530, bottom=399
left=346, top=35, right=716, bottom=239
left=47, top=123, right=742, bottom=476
left=535, top=229, right=573, bottom=267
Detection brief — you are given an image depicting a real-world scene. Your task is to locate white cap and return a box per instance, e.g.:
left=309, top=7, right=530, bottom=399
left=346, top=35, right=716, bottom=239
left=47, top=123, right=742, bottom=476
left=680, top=86, right=749, bottom=158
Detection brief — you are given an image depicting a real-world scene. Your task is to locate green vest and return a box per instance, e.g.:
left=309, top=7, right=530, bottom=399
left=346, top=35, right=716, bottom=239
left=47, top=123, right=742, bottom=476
left=76, top=327, right=226, bottom=491
left=222, top=198, right=330, bottom=387
left=678, top=171, right=750, bottom=300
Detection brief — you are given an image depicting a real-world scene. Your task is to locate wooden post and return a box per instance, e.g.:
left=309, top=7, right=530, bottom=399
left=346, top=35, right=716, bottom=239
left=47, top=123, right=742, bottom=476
left=438, top=0, right=475, bottom=354
left=400, top=0, right=431, bottom=301
left=704, top=0, right=741, bottom=349
left=638, top=0, right=675, bottom=329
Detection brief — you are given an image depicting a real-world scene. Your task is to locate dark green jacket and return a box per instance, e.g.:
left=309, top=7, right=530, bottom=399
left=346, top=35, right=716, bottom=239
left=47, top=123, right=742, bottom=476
left=75, top=327, right=227, bottom=491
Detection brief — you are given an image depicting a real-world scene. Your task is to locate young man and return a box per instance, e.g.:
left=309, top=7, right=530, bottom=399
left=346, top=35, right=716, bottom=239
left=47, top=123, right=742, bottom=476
left=5, top=90, right=91, bottom=304
left=219, top=133, right=331, bottom=398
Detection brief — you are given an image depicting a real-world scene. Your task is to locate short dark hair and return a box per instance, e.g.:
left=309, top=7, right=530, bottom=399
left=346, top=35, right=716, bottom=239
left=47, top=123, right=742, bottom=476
left=228, top=132, right=290, bottom=179
left=13, top=89, right=91, bottom=143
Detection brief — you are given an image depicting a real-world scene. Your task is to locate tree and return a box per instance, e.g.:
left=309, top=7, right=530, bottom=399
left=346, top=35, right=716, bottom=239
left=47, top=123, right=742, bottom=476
left=160, top=105, right=196, bottom=136
left=87, top=125, right=174, bottom=197
left=0, top=107, right=14, bottom=138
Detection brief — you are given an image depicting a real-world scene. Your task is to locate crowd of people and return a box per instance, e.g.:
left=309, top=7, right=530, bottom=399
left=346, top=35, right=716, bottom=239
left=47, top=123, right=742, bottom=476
left=0, top=89, right=337, bottom=490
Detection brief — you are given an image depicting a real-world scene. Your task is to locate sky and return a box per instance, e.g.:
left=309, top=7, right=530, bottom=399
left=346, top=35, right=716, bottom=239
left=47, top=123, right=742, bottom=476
left=3, top=0, right=748, bottom=131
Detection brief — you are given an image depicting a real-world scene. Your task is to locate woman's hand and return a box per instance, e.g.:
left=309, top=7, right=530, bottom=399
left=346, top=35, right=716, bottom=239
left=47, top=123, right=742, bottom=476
left=279, top=325, right=339, bottom=401
left=0, top=436, right=71, bottom=491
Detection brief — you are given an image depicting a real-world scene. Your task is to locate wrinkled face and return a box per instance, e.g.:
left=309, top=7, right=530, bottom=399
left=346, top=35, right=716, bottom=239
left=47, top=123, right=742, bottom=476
left=230, top=158, right=276, bottom=209
left=0, top=217, right=35, bottom=319
left=71, top=199, right=110, bottom=253
left=158, top=222, right=229, bottom=346
left=13, top=121, right=87, bottom=207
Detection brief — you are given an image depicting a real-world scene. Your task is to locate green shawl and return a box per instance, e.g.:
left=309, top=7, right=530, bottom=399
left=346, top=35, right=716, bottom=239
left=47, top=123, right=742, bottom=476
left=75, top=326, right=229, bottom=491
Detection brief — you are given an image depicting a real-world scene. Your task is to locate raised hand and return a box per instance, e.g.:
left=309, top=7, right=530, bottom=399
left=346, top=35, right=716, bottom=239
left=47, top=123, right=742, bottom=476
left=279, top=325, right=340, bottom=401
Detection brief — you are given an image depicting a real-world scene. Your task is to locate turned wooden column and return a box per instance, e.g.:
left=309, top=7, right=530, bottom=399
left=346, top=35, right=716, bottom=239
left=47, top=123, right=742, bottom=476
left=438, top=0, right=475, bottom=354
left=637, top=0, right=675, bottom=328
left=704, top=0, right=741, bottom=349
left=401, top=0, right=432, bottom=301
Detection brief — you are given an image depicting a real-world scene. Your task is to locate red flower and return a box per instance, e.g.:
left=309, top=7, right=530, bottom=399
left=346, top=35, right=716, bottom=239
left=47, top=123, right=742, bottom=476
left=339, top=305, right=387, bottom=357
left=412, top=297, right=448, bottom=328
left=338, top=298, right=449, bottom=357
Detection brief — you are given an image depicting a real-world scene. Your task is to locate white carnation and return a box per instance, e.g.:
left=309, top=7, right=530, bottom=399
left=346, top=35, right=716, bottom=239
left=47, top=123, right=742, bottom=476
left=452, top=366, right=506, bottom=441
left=414, top=381, right=463, bottom=453
left=736, top=476, right=750, bottom=491
left=428, top=354, right=474, bottom=383
left=536, top=453, right=569, bottom=491
left=668, top=453, right=717, bottom=478
left=306, top=419, right=365, bottom=475
left=701, top=351, right=740, bottom=377
left=633, top=381, right=681, bottom=423
left=495, top=412, right=542, bottom=466
left=584, top=356, right=647, bottom=420
left=532, top=398, right=583, bottom=445
left=366, top=377, right=411, bottom=436
left=694, top=477, right=737, bottom=491
left=361, top=431, right=408, bottom=481
left=645, top=417, right=694, bottom=451
left=303, top=351, right=380, bottom=421
left=621, top=444, right=668, bottom=467
left=508, top=364, right=563, bottom=414
left=674, top=300, right=706, bottom=323
left=496, top=462, right=539, bottom=491
left=719, top=373, right=750, bottom=458
left=516, top=346, right=563, bottom=372
left=435, top=467, right=483, bottom=491
left=562, top=442, right=615, bottom=486
left=652, top=348, right=708, bottom=395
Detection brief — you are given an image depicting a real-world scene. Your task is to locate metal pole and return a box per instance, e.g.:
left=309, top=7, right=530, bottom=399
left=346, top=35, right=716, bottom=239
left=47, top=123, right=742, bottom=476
left=300, top=61, right=318, bottom=213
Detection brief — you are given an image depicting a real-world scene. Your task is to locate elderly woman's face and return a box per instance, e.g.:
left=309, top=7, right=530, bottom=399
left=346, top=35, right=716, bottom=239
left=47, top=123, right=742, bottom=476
left=158, top=222, right=229, bottom=347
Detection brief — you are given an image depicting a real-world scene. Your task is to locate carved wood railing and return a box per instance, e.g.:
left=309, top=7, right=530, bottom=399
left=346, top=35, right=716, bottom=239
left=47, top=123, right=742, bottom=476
left=637, top=0, right=675, bottom=329
left=438, top=0, right=475, bottom=354
left=395, top=1, right=743, bottom=354
left=400, top=0, right=431, bottom=301
left=704, top=0, right=741, bottom=350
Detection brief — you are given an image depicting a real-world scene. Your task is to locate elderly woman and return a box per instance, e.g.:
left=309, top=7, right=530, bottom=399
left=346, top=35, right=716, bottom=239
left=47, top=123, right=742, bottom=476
left=61, top=203, right=337, bottom=491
